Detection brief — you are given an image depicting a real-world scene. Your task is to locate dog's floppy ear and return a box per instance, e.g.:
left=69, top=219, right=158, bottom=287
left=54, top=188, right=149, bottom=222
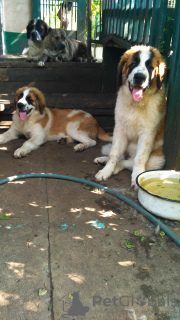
left=47, top=27, right=52, bottom=35
left=116, top=61, right=125, bottom=89
left=26, top=21, right=32, bottom=39
left=151, top=47, right=166, bottom=90
left=116, top=50, right=129, bottom=89
left=156, top=59, right=166, bottom=90
left=43, top=22, right=49, bottom=38
left=14, top=86, right=29, bottom=108
left=30, top=88, right=46, bottom=114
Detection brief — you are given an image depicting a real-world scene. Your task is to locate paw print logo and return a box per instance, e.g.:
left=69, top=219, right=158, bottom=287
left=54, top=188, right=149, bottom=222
left=135, top=296, right=146, bottom=307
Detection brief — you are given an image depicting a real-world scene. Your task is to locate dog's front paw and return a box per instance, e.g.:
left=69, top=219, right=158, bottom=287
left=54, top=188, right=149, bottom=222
left=37, top=61, right=45, bottom=67
left=74, top=143, right=86, bottom=152
left=94, top=156, right=108, bottom=164
left=131, top=168, right=144, bottom=190
left=131, top=179, right=139, bottom=190
left=14, top=148, right=27, bottom=158
left=95, top=168, right=112, bottom=181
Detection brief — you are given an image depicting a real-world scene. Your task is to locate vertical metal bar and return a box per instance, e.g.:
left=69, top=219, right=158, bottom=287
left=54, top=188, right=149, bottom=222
left=54, top=0, right=56, bottom=27
left=142, top=0, right=151, bottom=44
left=99, top=0, right=102, bottom=37
left=116, top=0, right=121, bottom=36
left=127, top=0, right=133, bottom=41
left=119, top=0, right=124, bottom=37
left=136, top=0, right=144, bottom=43
left=122, top=0, right=128, bottom=39
left=108, top=0, right=112, bottom=34
left=103, top=0, right=109, bottom=37
left=131, top=0, right=140, bottom=43
left=111, top=0, right=116, bottom=35
left=49, top=0, right=51, bottom=26
left=87, top=0, right=92, bottom=62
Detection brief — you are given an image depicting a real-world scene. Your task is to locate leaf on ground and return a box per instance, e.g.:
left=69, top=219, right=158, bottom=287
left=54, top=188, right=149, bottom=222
left=0, top=214, right=11, bottom=220
left=39, top=289, right=47, bottom=296
left=84, top=185, right=91, bottom=190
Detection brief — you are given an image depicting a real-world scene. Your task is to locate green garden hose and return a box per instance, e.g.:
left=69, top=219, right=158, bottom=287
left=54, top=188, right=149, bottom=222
left=0, top=173, right=180, bottom=246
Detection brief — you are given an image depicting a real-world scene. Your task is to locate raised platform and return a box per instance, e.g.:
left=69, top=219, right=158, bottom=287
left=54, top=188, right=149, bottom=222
left=0, top=56, right=116, bottom=131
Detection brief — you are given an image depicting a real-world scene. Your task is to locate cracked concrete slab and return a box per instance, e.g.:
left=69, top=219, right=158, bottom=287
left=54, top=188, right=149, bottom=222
left=0, top=138, right=180, bottom=320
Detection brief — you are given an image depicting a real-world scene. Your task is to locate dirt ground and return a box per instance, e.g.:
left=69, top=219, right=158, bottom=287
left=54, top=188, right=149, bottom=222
left=0, top=136, right=180, bottom=320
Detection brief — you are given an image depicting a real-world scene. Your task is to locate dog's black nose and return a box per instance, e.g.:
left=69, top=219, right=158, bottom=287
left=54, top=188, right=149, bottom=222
left=134, top=73, right=146, bottom=85
left=31, top=30, right=39, bottom=40
left=60, top=43, right=66, bottom=50
left=17, top=102, right=25, bottom=110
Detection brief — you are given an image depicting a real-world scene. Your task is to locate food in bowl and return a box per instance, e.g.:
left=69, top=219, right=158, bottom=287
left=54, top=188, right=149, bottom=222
left=140, top=177, right=180, bottom=201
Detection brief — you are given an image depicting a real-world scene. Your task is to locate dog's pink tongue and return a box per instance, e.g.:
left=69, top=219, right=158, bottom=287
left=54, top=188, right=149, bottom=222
left=132, top=87, right=143, bottom=102
left=19, top=112, right=27, bottom=121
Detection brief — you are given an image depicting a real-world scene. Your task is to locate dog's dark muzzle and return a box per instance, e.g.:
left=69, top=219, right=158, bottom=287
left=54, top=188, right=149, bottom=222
left=133, top=73, right=147, bottom=86
left=59, top=42, right=66, bottom=50
left=31, top=31, right=41, bottom=41
left=17, top=102, right=26, bottom=111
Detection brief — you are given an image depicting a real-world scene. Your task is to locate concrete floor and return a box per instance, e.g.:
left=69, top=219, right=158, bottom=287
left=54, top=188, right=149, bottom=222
left=0, top=136, right=180, bottom=320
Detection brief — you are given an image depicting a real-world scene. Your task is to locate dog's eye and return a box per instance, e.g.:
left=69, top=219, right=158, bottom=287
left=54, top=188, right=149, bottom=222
left=55, top=36, right=60, bottom=40
left=146, top=59, right=154, bottom=70
left=18, top=93, right=23, bottom=100
left=26, top=95, right=33, bottom=105
left=130, top=56, right=140, bottom=68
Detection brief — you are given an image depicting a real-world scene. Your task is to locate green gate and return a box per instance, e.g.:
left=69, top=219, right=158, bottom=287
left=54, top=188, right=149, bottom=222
left=33, top=0, right=86, bottom=42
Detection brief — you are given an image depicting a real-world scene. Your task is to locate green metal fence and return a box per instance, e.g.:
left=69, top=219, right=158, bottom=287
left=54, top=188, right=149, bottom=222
left=101, top=0, right=176, bottom=56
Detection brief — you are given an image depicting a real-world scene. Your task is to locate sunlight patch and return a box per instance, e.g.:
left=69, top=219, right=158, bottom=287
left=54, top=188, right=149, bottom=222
left=8, top=180, right=25, bottom=184
left=98, top=210, right=116, bottom=218
left=6, top=262, right=25, bottom=278
left=0, top=290, right=19, bottom=306
left=66, top=273, right=85, bottom=284
left=72, top=236, right=84, bottom=240
left=0, top=147, right=7, bottom=150
left=84, top=207, right=96, bottom=212
left=29, top=202, right=39, bottom=207
left=118, top=261, right=135, bottom=267
left=25, top=300, right=39, bottom=312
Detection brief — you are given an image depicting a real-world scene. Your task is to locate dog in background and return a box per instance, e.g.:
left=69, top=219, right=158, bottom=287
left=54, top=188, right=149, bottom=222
left=25, top=19, right=49, bottom=62
left=0, top=87, right=112, bottom=158
left=37, top=28, right=94, bottom=66
left=94, top=45, right=166, bottom=188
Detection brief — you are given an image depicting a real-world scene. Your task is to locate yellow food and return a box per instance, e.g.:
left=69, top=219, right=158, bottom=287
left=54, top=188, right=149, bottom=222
left=140, top=178, right=180, bottom=201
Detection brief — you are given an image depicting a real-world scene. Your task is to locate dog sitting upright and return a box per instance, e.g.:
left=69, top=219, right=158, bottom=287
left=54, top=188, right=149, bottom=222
left=26, top=19, right=49, bottom=62
left=0, top=87, right=112, bottom=158
left=94, top=45, right=166, bottom=188
left=37, top=28, right=92, bottom=66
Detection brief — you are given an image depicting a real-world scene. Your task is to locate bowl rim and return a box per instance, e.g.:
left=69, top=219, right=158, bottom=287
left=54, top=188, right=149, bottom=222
left=136, top=170, right=180, bottom=203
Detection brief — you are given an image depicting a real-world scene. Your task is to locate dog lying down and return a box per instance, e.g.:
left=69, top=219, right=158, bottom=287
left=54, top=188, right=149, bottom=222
left=37, top=28, right=95, bottom=66
left=0, top=87, right=112, bottom=158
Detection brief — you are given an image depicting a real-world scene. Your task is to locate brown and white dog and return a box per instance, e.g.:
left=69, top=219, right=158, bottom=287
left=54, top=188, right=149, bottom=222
left=0, top=87, right=112, bottom=158
left=25, top=19, right=49, bottom=62
left=94, top=45, right=166, bottom=188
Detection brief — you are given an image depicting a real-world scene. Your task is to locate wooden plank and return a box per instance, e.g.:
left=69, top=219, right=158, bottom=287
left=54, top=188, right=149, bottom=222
left=0, top=66, right=102, bottom=84
left=0, top=68, right=54, bottom=82
left=0, top=57, right=103, bottom=69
